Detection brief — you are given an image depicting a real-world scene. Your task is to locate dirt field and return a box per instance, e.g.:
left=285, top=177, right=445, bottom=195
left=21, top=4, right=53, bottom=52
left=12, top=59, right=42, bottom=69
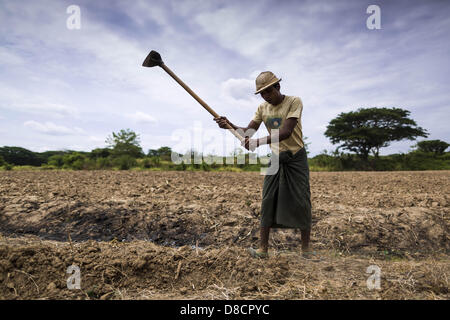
left=0, top=170, right=448, bottom=300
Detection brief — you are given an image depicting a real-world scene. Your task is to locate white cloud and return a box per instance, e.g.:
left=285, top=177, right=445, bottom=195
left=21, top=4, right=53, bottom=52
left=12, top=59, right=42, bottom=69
left=126, top=111, right=157, bottom=124
left=24, top=121, right=86, bottom=136
left=0, top=84, right=79, bottom=118
left=0, top=47, right=24, bottom=65
left=0, top=0, right=448, bottom=156
left=221, top=78, right=254, bottom=100
left=194, top=6, right=277, bottom=57
left=219, top=78, right=261, bottom=111
left=88, top=135, right=105, bottom=143
left=14, top=102, right=79, bottom=118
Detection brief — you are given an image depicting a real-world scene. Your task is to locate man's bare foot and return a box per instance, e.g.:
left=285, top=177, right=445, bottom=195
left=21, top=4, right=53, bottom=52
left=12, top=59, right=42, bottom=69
left=301, top=249, right=322, bottom=262
left=248, top=247, right=268, bottom=259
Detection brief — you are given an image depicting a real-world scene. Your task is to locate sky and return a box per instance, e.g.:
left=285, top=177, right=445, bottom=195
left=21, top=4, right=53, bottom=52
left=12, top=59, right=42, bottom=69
left=0, top=0, right=449, bottom=157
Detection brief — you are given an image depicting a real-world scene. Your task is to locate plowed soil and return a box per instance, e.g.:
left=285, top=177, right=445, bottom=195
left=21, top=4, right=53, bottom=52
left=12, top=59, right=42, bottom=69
left=0, top=170, right=448, bottom=299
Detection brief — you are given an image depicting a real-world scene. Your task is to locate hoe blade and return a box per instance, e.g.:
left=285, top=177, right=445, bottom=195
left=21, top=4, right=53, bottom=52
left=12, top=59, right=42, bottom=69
left=142, top=50, right=163, bottom=67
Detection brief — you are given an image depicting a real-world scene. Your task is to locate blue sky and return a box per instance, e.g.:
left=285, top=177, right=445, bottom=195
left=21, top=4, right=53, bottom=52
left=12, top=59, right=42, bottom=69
left=0, top=0, right=449, bottom=157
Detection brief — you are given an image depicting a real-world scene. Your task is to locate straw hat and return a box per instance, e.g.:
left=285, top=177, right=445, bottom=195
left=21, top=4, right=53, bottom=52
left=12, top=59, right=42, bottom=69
left=254, top=71, right=282, bottom=94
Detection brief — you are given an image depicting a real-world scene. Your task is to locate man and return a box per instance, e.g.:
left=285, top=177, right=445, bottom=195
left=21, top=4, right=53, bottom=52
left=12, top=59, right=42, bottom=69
left=214, top=71, right=315, bottom=259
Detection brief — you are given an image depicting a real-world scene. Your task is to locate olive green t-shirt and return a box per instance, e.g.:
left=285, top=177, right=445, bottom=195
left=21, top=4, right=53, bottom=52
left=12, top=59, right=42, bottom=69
left=252, top=95, right=305, bottom=154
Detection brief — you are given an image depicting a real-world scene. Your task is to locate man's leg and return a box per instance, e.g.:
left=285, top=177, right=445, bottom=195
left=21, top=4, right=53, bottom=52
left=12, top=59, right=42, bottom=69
left=301, top=229, right=310, bottom=252
left=259, top=226, right=271, bottom=253
left=300, top=228, right=321, bottom=261
left=248, top=226, right=270, bottom=258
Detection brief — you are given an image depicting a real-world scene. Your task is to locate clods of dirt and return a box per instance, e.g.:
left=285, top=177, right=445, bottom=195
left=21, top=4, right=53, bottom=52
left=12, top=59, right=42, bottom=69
left=0, top=170, right=449, bottom=299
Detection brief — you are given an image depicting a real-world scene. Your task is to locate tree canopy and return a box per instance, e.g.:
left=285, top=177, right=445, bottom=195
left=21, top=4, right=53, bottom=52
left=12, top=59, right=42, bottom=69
left=147, top=146, right=173, bottom=160
left=415, top=140, right=449, bottom=155
left=105, top=129, right=144, bottom=158
left=325, top=107, right=428, bottom=161
left=89, top=148, right=112, bottom=159
left=0, top=146, right=42, bottom=166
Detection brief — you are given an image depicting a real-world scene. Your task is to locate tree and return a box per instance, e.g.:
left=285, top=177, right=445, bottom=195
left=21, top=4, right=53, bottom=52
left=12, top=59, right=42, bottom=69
left=114, top=155, right=137, bottom=170
left=303, top=136, right=311, bottom=154
left=89, top=148, right=111, bottom=159
left=62, top=152, right=86, bottom=170
left=0, top=146, right=42, bottom=166
left=47, top=155, right=64, bottom=168
left=147, top=146, right=173, bottom=161
left=105, top=129, right=144, bottom=158
left=37, top=150, right=68, bottom=164
left=324, top=107, right=428, bottom=161
left=415, top=140, right=449, bottom=155
left=147, top=149, right=159, bottom=157
left=157, top=146, right=172, bottom=161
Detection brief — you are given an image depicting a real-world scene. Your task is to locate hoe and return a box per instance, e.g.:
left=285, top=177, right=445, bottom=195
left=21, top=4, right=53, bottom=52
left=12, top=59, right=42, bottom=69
left=142, top=50, right=245, bottom=143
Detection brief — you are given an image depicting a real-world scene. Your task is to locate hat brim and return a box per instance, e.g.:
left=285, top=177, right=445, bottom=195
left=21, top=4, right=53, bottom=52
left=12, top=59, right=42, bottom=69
left=254, top=78, right=282, bottom=95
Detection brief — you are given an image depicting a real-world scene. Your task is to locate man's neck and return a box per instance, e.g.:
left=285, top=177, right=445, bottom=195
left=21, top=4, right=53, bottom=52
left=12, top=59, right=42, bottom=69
left=274, top=94, right=285, bottom=105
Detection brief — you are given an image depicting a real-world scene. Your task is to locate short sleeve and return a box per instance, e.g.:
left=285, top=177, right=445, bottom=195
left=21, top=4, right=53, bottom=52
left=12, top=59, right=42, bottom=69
left=252, top=104, right=263, bottom=124
left=286, top=97, right=303, bottom=119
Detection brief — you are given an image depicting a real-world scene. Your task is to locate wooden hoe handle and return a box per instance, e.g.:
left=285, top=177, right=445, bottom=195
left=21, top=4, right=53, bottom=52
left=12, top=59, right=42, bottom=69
left=160, top=64, right=245, bottom=143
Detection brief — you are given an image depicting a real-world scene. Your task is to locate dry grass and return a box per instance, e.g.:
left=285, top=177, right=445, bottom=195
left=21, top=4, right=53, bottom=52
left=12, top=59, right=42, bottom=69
left=0, top=170, right=448, bottom=299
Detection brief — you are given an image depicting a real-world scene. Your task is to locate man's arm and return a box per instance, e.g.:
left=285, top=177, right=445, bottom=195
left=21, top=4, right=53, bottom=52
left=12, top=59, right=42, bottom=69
left=243, top=117, right=297, bottom=151
left=259, top=117, right=297, bottom=145
left=214, top=117, right=261, bottom=137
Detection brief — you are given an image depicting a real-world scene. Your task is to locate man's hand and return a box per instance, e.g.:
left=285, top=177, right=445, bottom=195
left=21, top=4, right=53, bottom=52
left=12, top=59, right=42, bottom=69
left=214, top=116, right=231, bottom=129
left=242, top=137, right=258, bottom=151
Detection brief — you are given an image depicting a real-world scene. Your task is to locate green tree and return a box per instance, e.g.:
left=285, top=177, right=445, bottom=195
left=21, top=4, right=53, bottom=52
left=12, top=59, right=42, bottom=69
left=37, top=150, right=68, bottom=164
left=105, top=129, right=144, bottom=158
left=147, top=149, right=159, bottom=157
left=89, top=148, right=111, bottom=159
left=62, top=152, right=86, bottom=170
left=157, top=146, right=172, bottom=161
left=0, top=146, right=42, bottom=166
left=303, top=136, right=311, bottom=154
left=324, top=107, right=428, bottom=161
left=48, top=155, right=64, bottom=168
left=0, top=155, right=5, bottom=166
left=147, top=147, right=172, bottom=158
left=115, top=155, right=137, bottom=170
left=415, top=140, right=449, bottom=155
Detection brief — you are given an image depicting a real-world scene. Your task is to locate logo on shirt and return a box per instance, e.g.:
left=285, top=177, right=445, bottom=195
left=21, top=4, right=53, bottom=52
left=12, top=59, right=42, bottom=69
left=267, top=117, right=282, bottom=129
